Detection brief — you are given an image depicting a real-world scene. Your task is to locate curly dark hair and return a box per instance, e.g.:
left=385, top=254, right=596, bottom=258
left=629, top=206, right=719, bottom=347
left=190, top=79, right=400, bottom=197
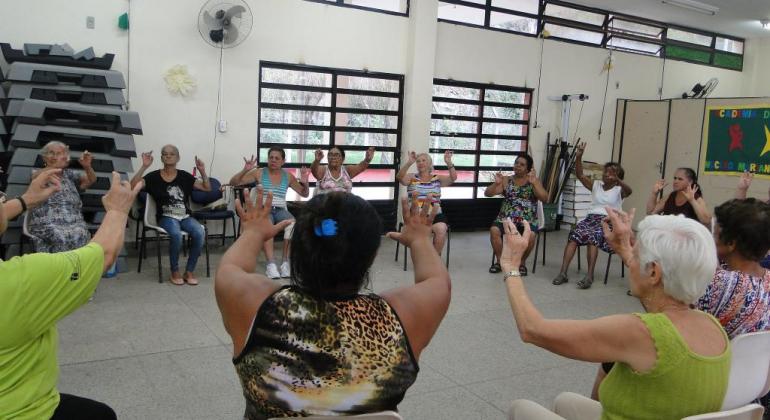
left=290, top=192, right=382, bottom=299
left=714, top=198, right=770, bottom=261
left=516, top=154, right=534, bottom=171
left=604, top=162, right=625, bottom=180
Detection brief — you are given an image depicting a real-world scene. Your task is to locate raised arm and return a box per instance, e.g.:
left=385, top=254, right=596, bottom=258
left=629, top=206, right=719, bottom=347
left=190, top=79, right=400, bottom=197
left=396, top=151, right=417, bottom=186
left=380, top=197, right=451, bottom=360
left=735, top=171, right=752, bottom=199
left=574, top=143, right=593, bottom=190
left=131, top=151, right=153, bottom=189
left=347, top=147, right=374, bottom=178
left=92, top=172, right=144, bottom=271
left=436, top=150, right=457, bottom=187
left=310, top=149, right=326, bottom=180
left=485, top=172, right=505, bottom=197
left=192, top=155, right=212, bottom=191
left=230, top=155, right=259, bottom=186
left=684, top=184, right=711, bottom=225
left=646, top=180, right=667, bottom=215
left=215, top=189, right=291, bottom=355
left=288, top=168, right=310, bottom=198
left=528, top=169, right=549, bottom=202
left=78, top=150, right=97, bottom=190
left=2, top=168, right=63, bottom=222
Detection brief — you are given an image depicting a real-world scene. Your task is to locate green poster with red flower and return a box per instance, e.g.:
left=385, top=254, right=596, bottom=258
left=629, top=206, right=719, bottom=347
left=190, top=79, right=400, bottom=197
left=702, top=105, right=770, bottom=177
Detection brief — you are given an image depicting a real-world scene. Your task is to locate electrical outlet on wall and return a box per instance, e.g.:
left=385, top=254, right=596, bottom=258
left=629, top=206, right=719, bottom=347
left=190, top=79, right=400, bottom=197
left=218, top=120, right=227, bottom=133
left=86, top=16, right=95, bottom=29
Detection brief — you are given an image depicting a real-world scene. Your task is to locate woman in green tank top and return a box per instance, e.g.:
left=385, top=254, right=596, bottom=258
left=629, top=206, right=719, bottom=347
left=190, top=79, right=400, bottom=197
left=499, top=209, right=730, bottom=420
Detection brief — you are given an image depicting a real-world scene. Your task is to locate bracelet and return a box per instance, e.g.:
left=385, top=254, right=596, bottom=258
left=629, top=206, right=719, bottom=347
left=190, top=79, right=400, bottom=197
left=503, top=269, right=522, bottom=282
left=15, top=196, right=27, bottom=212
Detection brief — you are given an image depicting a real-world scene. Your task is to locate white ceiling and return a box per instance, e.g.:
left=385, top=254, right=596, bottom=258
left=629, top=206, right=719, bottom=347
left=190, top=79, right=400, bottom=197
left=564, top=0, right=770, bottom=39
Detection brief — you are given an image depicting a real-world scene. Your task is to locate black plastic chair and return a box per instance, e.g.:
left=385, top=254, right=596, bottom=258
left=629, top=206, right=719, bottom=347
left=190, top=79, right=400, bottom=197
left=191, top=178, right=237, bottom=246
left=394, top=222, right=450, bottom=271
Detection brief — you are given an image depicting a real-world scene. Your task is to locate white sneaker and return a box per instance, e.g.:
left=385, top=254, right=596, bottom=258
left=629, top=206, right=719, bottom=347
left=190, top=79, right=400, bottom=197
left=266, top=262, right=280, bottom=279
left=280, top=261, right=290, bottom=278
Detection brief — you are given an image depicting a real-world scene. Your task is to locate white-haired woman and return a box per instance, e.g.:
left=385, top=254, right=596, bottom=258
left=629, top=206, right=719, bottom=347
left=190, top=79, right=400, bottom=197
left=396, top=150, right=457, bottom=255
left=501, top=210, right=730, bottom=420
left=28, top=141, right=97, bottom=252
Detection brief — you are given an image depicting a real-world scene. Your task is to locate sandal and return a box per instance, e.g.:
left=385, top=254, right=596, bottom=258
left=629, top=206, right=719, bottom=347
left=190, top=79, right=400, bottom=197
left=576, top=276, right=593, bottom=290
left=169, top=276, right=184, bottom=286
left=626, top=290, right=632, bottom=296
left=519, top=265, right=528, bottom=277
left=489, top=263, right=502, bottom=273
left=552, top=273, right=568, bottom=285
left=184, top=275, right=199, bottom=286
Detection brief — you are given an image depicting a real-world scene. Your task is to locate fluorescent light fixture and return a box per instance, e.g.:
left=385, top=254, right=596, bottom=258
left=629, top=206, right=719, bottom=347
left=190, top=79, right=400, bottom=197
left=661, top=0, right=719, bottom=16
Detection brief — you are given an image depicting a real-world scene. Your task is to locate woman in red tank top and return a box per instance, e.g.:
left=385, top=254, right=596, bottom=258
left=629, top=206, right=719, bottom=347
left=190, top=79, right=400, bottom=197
left=646, top=167, right=711, bottom=225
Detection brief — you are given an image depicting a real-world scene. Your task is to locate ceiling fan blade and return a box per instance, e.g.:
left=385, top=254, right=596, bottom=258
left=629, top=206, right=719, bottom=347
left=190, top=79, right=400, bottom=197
left=203, top=10, right=224, bottom=29
left=224, top=5, right=246, bottom=21
left=223, top=24, right=240, bottom=45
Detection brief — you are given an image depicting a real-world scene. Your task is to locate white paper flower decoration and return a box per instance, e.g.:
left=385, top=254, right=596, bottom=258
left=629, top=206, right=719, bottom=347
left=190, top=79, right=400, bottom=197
left=164, top=65, right=197, bottom=96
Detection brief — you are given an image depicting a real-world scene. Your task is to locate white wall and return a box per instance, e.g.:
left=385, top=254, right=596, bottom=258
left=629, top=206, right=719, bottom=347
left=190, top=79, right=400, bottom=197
left=0, top=0, right=758, bottom=181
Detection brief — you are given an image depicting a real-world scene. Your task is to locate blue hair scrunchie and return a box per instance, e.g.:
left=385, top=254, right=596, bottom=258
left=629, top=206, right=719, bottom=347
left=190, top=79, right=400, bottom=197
left=314, top=219, right=338, bottom=237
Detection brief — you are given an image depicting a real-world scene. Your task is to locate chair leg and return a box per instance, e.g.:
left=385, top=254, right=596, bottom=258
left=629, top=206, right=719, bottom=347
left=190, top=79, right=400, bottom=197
left=156, top=235, right=163, bottom=283
left=532, top=231, right=540, bottom=274
left=137, top=229, right=145, bottom=273
left=395, top=222, right=402, bottom=262
left=577, top=246, right=582, bottom=271
left=445, top=228, right=450, bottom=269
left=621, top=262, right=625, bottom=278
left=604, top=253, right=612, bottom=285
left=205, top=226, right=210, bottom=278
left=232, top=216, right=238, bottom=241
left=403, top=241, right=408, bottom=271
left=542, top=231, right=547, bottom=266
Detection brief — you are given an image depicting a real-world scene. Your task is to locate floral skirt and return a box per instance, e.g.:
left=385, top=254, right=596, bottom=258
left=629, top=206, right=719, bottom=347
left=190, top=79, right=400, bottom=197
left=568, top=213, right=612, bottom=253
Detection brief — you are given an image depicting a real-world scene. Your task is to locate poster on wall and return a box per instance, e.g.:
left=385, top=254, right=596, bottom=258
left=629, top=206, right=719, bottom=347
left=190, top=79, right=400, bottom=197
left=702, top=104, right=770, bottom=177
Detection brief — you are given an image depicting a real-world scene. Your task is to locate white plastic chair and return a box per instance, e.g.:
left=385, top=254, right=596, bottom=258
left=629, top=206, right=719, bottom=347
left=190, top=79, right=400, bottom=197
left=20, top=211, right=39, bottom=253
left=137, top=194, right=209, bottom=283
left=682, top=403, right=764, bottom=420
left=271, top=411, right=403, bottom=420
left=722, top=331, right=770, bottom=410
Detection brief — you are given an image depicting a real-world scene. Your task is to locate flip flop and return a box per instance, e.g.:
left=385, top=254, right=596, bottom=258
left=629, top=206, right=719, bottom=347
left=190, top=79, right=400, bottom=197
left=519, top=265, right=528, bottom=277
left=169, top=277, right=184, bottom=286
left=489, top=263, right=502, bottom=273
left=184, top=275, right=199, bottom=286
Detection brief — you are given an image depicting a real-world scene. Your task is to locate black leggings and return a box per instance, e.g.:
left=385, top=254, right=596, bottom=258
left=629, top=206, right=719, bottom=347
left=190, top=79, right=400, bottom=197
left=51, top=393, right=116, bottom=420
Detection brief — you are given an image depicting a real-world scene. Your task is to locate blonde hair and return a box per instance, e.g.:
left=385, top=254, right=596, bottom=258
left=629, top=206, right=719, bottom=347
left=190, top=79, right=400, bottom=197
left=416, top=153, right=433, bottom=173
left=41, top=141, right=68, bottom=157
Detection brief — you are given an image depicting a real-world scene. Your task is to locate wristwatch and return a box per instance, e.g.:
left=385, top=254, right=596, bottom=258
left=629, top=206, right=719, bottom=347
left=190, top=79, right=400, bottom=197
left=503, top=269, right=522, bottom=282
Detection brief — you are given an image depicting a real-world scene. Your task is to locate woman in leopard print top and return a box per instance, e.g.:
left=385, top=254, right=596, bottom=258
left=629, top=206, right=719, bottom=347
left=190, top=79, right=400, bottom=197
left=216, top=190, right=451, bottom=419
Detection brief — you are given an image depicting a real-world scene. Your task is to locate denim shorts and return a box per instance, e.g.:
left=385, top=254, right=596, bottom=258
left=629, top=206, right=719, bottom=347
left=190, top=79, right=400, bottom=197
left=269, top=207, right=294, bottom=224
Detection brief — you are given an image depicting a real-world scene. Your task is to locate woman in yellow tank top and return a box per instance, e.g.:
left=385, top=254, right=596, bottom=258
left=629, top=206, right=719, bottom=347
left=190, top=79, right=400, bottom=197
left=500, top=209, right=730, bottom=420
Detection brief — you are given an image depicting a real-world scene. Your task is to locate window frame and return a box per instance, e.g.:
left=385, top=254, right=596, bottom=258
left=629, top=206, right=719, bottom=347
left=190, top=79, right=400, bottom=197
left=304, top=0, right=410, bottom=17
left=436, top=0, right=744, bottom=71
left=431, top=78, right=533, bottom=200
left=257, top=61, right=404, bottom=197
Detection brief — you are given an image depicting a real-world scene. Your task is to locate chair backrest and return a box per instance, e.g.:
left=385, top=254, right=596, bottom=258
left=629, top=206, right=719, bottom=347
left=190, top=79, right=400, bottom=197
left=272, top=411, right=403, bottom=420
left=682, top=403, right=764, bottom=420
left=143, top=194, right=162, bottom=230
left=722, top=331, right=770, bottom=410
left=21, top=211, right=38, bottom=240
left=536, top=201, right=545, bottom=231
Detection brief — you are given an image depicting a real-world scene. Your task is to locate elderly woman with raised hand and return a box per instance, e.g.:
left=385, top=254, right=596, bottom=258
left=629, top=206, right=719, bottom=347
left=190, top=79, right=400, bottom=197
left=27, top=141, right=97, bottom=252
left=396, top=150, right=457, bottom=256
left=696, top=198, right=770, bottom=338
left=647, top=167, right=711, bottom=225
left=1, top=170, right=141, bottom=420
left=734, top=171, right=770, bottom=269
left=502, top=210, right=730, bottom=420
left=486, top=154, right=548, bottom=275
left=215, top=190, right=450, bottom=419
left=130, top=145, right=211, bottom=285
left=311, top=146, right=374, bottom=195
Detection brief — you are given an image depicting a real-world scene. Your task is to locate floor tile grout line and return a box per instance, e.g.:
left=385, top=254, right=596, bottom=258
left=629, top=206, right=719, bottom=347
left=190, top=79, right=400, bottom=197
left=59, top=343, right=228, bottom=367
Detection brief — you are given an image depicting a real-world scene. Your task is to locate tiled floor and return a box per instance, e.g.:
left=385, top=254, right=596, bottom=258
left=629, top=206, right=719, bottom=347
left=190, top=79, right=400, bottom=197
left=57, top=229, right=640, bottom=419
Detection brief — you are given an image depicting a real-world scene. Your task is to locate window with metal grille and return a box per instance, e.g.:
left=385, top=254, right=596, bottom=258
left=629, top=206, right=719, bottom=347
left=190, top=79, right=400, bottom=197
left=430, top=79, right=532, bottom=200
left=305, top=0, right=409, bottom=16
left=258, top=62, right=403, bottom=201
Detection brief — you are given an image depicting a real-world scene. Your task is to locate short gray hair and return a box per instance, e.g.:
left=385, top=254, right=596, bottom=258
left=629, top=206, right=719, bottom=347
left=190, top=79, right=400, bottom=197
left=636, top=215, right=717, bottom=304
left=41, top=141, right=68, bottom=156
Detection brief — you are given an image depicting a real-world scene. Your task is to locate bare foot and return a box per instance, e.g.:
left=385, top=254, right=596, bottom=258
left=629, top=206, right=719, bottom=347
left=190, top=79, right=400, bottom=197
left=183, top=271, right=199, bottom=286
left=170, top=271, right=184, bottom=286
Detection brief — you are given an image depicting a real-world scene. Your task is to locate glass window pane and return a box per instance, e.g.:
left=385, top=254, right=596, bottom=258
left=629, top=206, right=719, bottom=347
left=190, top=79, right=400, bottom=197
left=492, top=0, right=539, bottom=14
left=715, top=37, right=743, bottom=54
left=433, top=169, right=475, bottom=182
left=482, top=122, right=526, bottom=136
left=438, top=2, right=485, bottom=25
left=481, top=139, right=525, bottom=151
left=490, top=12, right=538, bottom=34
left=607, top=37, right=662, bottom=55
left=430, top=136, right=476, bottom=151
left=337, top=75, right=400, bottom=93
left=352, top=168, right=395, bottom=182
left=346, top=187, right=393, bottom=200
left=608, top=18, right=663, bottom=39
left=259, top=148, right=318, bottom=164
left=346, top=0, right=405, bottom=13
left=337, top=94, right=399, bottom=111
left=335, top=113, right=398, bottom=129
left=433, top=85, right=480, bottom=100
left=433, top=101, right=479, bottom=117
left=544, top=23, right=604, bottom=44
left=260, top=129, right=330, bottom=145
left=667, top=28, right=712, bottom=46
left=261, top=89, right=331, bottom=106
left=440, top=186, right=474, bottom=199
left=480, top=154, right=518, bottom=167
left=430, top=152, right=475, bottom=167
left=260, top=109, right=331, bottom=126
left=261, top=68, right=332, bottom=87
left=431, top=118, right=478, bottom=134
left=478, top=170, right=513, bottom=184
left=334, top=132, right=397, bottom=148
left=665, top=44, right=710, bottom=63
left=713, top=52, right=742, bottom=70
left=545, top=4, right=605, bottom=26
left=484, top=89, right=530, bottom=105
left=483, top=106, right=527, bottom=120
